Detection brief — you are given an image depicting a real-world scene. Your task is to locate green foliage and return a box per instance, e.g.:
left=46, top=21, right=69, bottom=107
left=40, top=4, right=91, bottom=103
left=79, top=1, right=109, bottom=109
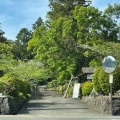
left=66, top=87, right=73, bottom=97
left=0, top=24, right=7, bottom=43
left=27, top=26, right=47, bottom=56
left=50, top=80, right=58, bottom=87
left=113, top=67, right=120, bottom=92
left=0, top=76, right=31, bottom=98
left=92, top=66, right=109, bottom=95
left=18, top=92, right=26, bottom=99
left=81, top=81, right=93, bottom=96
left=74, top=6, right=119, bottom=42
left=25, top=93, right=31, bottom=99
left=18, top=92, right=31, bottom=100
left=1, top=1, right=120, bottom=100
left=0, top=56, right=50, bottom=88
left=32, top=17, right=44, bottom=30
left=28, top=4, right=120, bottom=85
left=89, top=59, right=101, bottom=67
left=30, top=17, right=82, bottom=80
left=0, top=60, right=32, bottom=98
left=93, top=66, right=120, bottom=95
left=13, top=28, right=32, bottom=61
left=104, top=4, right=120, bottom=20
left=0, top=78, right=14, bottom=95
left=0, top=41, right=14, bottom=60
left=48, top=0, right=91, bottom=20
left=0, top=48, right=49, bottom=98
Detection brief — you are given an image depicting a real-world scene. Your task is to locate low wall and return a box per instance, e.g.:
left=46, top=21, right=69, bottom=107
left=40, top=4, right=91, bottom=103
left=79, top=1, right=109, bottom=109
left=0, top=96, right=27, bottom=115
left=0, top=86, right=41, bottom=115
left=82, top=95, right=120, bottom=115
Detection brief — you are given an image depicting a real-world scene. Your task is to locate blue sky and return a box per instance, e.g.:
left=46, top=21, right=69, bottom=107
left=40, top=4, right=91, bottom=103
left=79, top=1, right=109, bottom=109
left=0, top=0, right=120, bottom=41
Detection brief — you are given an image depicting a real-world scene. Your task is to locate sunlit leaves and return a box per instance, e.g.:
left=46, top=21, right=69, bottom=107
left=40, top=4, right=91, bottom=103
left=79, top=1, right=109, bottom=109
left=48, top=0, right=91, bottom=21
left=27, top=3, right=120, bottom=84
left=104, top=4, right=120, bottom=19
left=74, top=6, right=119, bottom=42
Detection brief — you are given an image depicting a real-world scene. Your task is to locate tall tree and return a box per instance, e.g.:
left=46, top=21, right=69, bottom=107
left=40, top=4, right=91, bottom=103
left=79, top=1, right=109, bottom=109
left=0, top=23, right=7, bottom=43
left=13, top=28, right=32, bottom=61
left=104, top=4, right=120, bottom=20
left=28, top=3, right=120, bottom=83
left=74, top=6, right=120, bottom=43
left=0, top=24, right=14, bottom=60
left=104, top=4, right=120, bottom=41
left=47, top=0, right=92, bottom=20
left=32, top=17, right=44, bottom=31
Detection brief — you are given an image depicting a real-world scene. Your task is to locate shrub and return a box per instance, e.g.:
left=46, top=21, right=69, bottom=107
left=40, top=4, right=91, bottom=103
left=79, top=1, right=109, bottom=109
left=67, top=87, right=73, bottom=97
left=26, top=94, right=31, bottom=99
left=18, top=92, right=26, bottom=99
left=0, top=76, right=31, bottom=99
left=92, top=66, right=109, bottom=95
left=112, top=66, right=120, bottom=93
left=82, top=81, right=93, bottom=96
left=92, top=66, right=120, bottom=95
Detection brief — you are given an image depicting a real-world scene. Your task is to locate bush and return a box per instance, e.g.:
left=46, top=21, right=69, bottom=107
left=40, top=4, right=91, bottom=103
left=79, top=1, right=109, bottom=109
left=112, top=66, right=120, bottom=92
left=82, top=81, right=93, bottom=96
left=26, top=94, right=31, bottom=99
left=67, top=87, right=73, bottom=97
left=92, top=66, right=109, bottom=95
left=0, top=76, right=31, bottom=99
left=92, top=66, right=120, bottom=95
left=18, top=92, right=26, bottom=99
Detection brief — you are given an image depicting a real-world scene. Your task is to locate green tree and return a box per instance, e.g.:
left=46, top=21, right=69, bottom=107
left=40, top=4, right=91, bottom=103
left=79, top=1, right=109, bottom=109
left=28, top=3, right=120, bottom=86
left=28, top=16, right=86, bottom=82
left=27, top=25, right=47, bottom=57
left=74, top=6, right=119, bottom=43
left=104, top=4, right=120, bottom=20
left=13, top=28, right=32, bottom=61
left=0, top=25, right=14, bottom=57
left=104, top=4, right=120, bottom=41
left=48, top=0, right=92, bottom=20
left=32, top=17, right=44, bottom=30
left=0, top=42, right=13, bottom=58
left=0, top=24, right=7, bottom=43
left=73, top=5, right=120, bottom=68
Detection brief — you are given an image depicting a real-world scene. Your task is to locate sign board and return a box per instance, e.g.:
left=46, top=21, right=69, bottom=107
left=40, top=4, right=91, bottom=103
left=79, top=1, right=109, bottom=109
left=109, top=73, right=113, bottom=83
left=72, top=83, right=80, bottom=98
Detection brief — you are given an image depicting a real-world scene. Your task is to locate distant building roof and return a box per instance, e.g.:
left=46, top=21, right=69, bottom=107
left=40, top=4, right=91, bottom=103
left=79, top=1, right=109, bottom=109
left=82, top=67, right=95, bottom=74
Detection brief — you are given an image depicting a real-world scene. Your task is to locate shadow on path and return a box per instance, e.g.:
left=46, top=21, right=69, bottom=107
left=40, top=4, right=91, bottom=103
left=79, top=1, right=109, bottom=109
left=17, top=90, right=103, bottom=117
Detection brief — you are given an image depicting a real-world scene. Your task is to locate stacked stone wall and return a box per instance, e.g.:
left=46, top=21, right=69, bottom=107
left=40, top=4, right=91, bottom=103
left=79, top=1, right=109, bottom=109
left=0, top=96, right=26, bottom=115
left=82, top=96, right=120, bottom=115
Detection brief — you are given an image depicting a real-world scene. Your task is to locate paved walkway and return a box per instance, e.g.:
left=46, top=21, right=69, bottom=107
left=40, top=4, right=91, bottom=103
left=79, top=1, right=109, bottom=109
left=1, top=90, right=120, bottom=120
left=17, top=90, right=106, bottom=117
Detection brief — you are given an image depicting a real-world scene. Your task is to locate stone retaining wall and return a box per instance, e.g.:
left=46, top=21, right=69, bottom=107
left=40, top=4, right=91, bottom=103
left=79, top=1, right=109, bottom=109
left=82, top=95, right=120, bottom=115
left=0, top=86, right=41, bottom=115
left=0, top=96, right=26, bottom=115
